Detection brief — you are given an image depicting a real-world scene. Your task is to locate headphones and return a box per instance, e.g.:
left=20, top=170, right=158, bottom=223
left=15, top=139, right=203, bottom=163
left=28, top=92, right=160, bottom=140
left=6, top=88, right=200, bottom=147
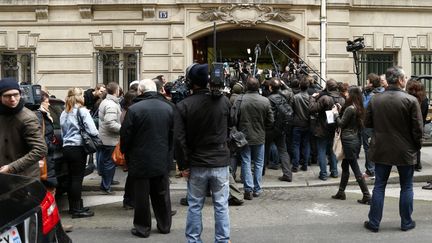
left=185, top=63, right=198, bottom=89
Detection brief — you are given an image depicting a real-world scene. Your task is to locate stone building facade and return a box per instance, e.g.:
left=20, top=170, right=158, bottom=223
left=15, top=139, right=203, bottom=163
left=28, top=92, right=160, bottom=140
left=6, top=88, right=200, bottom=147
left=0, top=0, right=431, bottom=97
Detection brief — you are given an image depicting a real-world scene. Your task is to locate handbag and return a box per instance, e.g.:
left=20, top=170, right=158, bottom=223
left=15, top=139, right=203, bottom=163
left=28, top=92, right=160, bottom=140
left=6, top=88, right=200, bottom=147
left=77, top=108, right=103, bottom=154
left=332, top=128, right=345, bottom=160
left=112, top=142, right=126, bottom=166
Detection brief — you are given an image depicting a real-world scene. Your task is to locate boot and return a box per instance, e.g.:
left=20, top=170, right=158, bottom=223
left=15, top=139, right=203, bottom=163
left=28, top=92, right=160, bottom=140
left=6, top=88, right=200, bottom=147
left=70, top=200, right=94, bottom=218
left=332, top=170, right=349, bottom=200
left=357, top=177, right=371, bottom=205
left=331, top=190, right=346, bottom=200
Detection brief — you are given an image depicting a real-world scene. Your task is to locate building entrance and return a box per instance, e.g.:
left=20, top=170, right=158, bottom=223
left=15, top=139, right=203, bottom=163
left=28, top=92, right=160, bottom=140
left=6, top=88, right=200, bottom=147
left=192, top=28, right=299, bottom=80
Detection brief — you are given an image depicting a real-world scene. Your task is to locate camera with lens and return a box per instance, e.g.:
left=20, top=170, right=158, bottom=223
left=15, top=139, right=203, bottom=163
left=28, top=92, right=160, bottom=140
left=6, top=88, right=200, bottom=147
left=20, top=84, right=42, bottom=110
left=346, top=37, right=365, bottom=52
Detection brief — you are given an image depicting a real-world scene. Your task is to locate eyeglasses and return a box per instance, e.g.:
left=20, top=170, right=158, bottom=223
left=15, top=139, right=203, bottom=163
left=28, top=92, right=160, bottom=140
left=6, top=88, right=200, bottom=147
left=1, top=93, right=20, bottom=99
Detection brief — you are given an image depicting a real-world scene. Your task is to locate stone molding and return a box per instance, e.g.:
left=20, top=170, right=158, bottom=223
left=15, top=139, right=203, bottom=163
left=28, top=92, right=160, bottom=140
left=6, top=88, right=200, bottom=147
left=79, top=6, right=93, bottom=19
left=408, top=34, right=432, bottom=51
left=35, top=6, right=48, bottom=20
left=90, top=30, right=146, bottom=50
left=360, top=32, right=403, bottom=51
left=0, top=31, right=40, bottom=50
left=197, top=4, right=295, bottom=27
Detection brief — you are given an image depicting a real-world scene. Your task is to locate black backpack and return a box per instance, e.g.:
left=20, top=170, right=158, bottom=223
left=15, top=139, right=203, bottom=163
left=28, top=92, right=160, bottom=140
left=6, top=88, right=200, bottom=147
left=268, top=94, right=294, bottom=133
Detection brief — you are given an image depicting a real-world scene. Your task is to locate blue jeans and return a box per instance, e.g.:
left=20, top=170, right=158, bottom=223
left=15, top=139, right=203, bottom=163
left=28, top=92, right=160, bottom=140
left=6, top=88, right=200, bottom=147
left=316, top=136, right=338, bottom=178
left=368, top=163, right=415, bottom=230
left=186, top=166, right=230, bottom=243
left=240, top=144, right=265, bottom=193
left=362, top=128, right=375, bottom=174
left=292, top=126, right=311, bottom=169
left=99, top=145, right=116, bottom=191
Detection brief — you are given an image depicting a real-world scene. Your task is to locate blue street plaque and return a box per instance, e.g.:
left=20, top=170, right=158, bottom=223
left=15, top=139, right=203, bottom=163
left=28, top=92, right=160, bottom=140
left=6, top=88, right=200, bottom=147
left=159, top=11, right=168, bottom=19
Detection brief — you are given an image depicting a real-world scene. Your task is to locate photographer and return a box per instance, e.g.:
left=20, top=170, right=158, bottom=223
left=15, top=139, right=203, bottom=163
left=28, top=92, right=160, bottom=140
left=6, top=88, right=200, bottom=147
left=175, top=63, right=231, bottom=242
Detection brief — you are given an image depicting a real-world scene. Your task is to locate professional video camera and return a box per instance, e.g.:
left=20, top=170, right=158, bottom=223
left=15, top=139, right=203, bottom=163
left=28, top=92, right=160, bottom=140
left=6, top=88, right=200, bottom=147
left=346, top=37, right=365, bottom=52
left=20, top=84, right=42, bottom=110
left=170, top=76, right=190, bottom=104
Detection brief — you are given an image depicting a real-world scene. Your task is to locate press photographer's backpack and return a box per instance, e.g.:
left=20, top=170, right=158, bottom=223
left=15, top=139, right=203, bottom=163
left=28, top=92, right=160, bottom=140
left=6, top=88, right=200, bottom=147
left=268, top=94, right=294, bottom=133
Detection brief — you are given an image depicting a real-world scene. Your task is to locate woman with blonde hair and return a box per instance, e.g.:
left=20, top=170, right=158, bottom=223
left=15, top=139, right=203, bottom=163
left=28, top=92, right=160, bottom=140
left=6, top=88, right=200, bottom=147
left=60, top=87, right=98, bottom=218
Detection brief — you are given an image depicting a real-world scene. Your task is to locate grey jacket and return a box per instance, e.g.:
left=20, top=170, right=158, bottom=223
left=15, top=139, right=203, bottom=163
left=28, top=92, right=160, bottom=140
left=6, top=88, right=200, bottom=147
left=365, top=87, right=423, bottom=166
left=0, top=107, right=47, bottom=178
left=98, top=94, right=121, bottom=146
left=233, top=92, right=274, bottom=145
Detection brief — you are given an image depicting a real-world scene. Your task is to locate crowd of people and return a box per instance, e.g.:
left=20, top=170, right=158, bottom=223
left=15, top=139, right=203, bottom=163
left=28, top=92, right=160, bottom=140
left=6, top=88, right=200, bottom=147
left=0, top=64, right=429, bottom=241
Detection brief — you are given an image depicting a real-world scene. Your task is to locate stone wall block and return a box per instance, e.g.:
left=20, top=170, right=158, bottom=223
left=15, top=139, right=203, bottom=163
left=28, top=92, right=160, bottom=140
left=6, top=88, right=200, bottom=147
left=384, top=35, right=393, bottom=49
left=307, top=25, right=319, bottom=40
left=102, top=32, right=112, bottom=48
left=171, top=57, right=184, bottom=71
left=393, top=37, right=403, bottom=49
left=124, top=32, right=135, bottom=48
left=113, top=29, right=123, bottom=49
left=418, top=35, right=427, bottom=49
left=18, top=32, right=29, bottom=48
left=143, top=41, right=169, bottom=55
left=7, top=31, right=17, bottom=50
left=408, top=37, right=418, bottom=49
left=0, top=32, right=7, bottom=48
left=374, top=32, right=384, bottom=51
left=134, top=33, right=145, bottom=47
left=171, top=41, right=184, bottom=55
left=171, top=25, right=184, bottom=39
left=307, top=41, right=319, bottom=55
left=364, top=34, right=374, bottom=49
left=142, top=57, right=169, bottom=71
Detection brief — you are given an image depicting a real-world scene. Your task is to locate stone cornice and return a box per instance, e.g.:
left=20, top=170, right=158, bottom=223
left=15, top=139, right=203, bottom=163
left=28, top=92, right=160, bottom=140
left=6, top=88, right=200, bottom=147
left=35, top=6, right=48, bottom=19
left=79, top=6, right=93, bottom=19
left=197, top=4, right=295, bottom=27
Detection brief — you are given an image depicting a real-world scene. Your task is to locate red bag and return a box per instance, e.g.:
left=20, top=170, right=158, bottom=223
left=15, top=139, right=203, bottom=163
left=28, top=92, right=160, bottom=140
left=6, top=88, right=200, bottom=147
left=112, top=143, right=126, bottom=166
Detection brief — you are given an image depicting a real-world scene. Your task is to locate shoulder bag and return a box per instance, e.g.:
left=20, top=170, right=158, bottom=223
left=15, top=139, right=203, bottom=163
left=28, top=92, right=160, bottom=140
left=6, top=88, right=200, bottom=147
left=229, top=94, right=248, bottom=151
left=77, top=108, right=103, bottom=154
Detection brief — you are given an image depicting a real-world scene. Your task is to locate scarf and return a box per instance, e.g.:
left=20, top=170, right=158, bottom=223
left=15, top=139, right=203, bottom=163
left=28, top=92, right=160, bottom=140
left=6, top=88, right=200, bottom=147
left=0, top=99, right=25, bottom=115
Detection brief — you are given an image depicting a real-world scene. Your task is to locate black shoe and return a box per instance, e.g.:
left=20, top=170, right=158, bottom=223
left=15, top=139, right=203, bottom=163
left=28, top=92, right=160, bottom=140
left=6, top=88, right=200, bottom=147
left=170, top=210, right=177, bottom=216
left=71, top=209, right=94, bottom=219
left=357, top=196, right=371, bottom=205
left=252, top=191, right=261, bottom=198
left=111, top=180, right=120, bottom=185
left=244, top=191, right=253, bottom=200
left=300, top=165, right=307, bottom=171
left=364, top=221, right=379, bottom=233
left=401, top=221, right=416, bottom=231
left=123, top=202, right=134, bottom=210
left=278, top=175, right=292, bottom=182
left=291, top=167, right=299, bottom=173
left=131, top=228, right=149, bottom=238
left=228, top=198, right=244, bottom=206
left=330, top=173, right=338, bottom=178
left=267, top=165, right=280, bottom=170
left=422, top=183, right=432, bottom=190
left=100, top=189, right=115, bottom=195
left=318, top=176, right=327, bottom=181
left=331, top=191, right=346, bottom=200
left=180, top=197, right=189, bottom=206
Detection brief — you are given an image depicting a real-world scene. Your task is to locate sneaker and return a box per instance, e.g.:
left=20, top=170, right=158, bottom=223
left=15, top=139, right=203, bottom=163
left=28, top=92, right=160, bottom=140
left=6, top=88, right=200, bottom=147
left=318, top=175, right=327, bottom=181
left=244, top=191, right=253, bottom=200
left=291, top=166, right=299, bottom=173
left=422, top=183, right=432, bottom=190
left=330, top=173, right=338, bottom=178
left=278, top=175, right=292, bottom=182
left=362, top=172, right=375, bottom=180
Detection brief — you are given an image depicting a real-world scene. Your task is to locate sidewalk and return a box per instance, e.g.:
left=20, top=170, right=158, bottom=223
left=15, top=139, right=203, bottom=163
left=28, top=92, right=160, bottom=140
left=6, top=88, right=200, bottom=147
left=82, top=146, right=432, bottom=192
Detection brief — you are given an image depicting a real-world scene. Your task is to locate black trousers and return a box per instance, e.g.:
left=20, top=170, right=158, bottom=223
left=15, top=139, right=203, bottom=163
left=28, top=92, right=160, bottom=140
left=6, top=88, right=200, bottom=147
left=134, top=174, right=172, bottom=235
left=63, top=146, right=87, bottom=204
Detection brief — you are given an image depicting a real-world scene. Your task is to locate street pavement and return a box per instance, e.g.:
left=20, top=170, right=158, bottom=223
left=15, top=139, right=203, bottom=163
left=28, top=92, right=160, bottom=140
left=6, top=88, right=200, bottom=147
left=58, top=146, right=432, bottom=242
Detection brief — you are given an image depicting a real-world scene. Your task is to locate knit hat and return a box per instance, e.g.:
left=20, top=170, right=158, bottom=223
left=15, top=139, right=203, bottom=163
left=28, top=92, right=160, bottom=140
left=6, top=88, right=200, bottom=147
left=0, top=77, right=20, bottom=95
left=189, top=64, right=209, bottom=88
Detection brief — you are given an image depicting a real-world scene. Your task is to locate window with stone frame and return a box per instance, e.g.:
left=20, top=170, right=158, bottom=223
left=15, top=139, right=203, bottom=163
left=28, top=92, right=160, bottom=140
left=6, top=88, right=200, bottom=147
left=0, top=53, right=32, bottom=83
left=358, top=52, right=396, bottom=86
left=97, top=51, right=140, bottom=91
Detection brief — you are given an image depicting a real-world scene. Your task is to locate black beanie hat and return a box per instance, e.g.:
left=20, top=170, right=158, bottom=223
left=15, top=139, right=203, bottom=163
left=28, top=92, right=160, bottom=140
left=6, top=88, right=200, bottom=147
left=189, top=64, right=209, bottom=88
left=0, top=77, right=20, bottom=95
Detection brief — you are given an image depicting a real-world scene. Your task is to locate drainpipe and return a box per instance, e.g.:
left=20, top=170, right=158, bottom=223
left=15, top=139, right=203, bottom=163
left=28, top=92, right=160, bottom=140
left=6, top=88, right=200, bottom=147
left=320, top=0, right=327, bottom=86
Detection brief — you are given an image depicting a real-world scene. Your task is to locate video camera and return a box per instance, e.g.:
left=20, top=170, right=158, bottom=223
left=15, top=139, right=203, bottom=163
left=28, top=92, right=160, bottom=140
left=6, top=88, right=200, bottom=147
left=346, top=37, right=365, bottom=52
left=20, top=84, right=42, bottom=110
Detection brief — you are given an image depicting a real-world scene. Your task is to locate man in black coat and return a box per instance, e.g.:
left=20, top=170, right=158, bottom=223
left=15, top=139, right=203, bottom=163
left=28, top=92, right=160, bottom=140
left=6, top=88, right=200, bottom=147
left=175, top=63, right=231, bottom=242
left=120, top=79, right=174, bottom=238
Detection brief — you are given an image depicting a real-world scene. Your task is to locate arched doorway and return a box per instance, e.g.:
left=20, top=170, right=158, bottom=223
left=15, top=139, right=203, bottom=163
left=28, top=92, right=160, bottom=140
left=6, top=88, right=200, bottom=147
left=192, top=28, right=299, bottom=79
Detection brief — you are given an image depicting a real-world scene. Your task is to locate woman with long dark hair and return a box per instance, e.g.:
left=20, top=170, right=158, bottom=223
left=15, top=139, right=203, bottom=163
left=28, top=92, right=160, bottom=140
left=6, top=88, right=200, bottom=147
left=331, top=86, right=371, bottom=204
left=406, top=79, right=428, bottom=172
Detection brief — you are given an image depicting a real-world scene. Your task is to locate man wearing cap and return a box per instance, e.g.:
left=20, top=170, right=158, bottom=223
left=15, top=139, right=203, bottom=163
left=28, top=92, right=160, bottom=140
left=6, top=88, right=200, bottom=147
left=175, top=63, right=231, bottom=243
left=0, top=78, right=47, bottom=177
